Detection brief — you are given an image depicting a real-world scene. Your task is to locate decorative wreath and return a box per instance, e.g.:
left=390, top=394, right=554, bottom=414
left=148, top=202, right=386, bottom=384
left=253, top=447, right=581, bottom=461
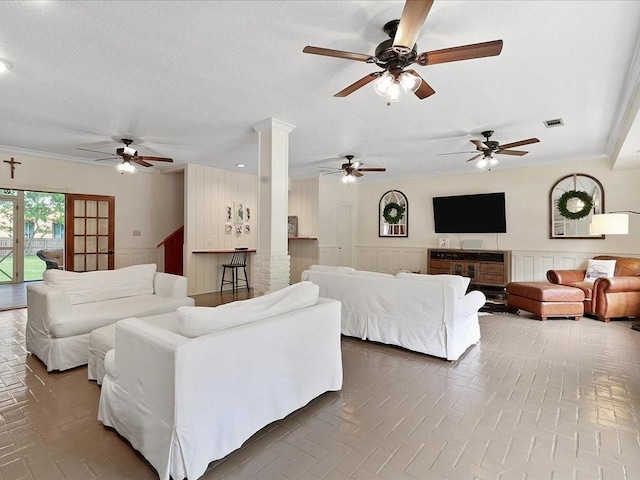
left=557, top=190, right=594, bottom=220
left=383, top=202, right=405, bottom=224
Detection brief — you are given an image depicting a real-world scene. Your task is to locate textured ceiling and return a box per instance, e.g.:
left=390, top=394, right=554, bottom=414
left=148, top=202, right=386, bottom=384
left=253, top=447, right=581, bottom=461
left=1, top=1, right=640, bottom=183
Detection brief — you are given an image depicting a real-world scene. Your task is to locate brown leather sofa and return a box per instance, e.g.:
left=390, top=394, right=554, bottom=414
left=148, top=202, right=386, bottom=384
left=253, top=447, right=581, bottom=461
left=547, top=256, right=640, bottom=322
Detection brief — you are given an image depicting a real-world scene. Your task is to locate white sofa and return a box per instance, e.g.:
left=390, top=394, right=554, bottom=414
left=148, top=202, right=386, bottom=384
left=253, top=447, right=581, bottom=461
left=26, top=264, right=194, bottom=371
left=301, top=265, right=486, bottom=361
left=98, top=282, right=342, bottom=480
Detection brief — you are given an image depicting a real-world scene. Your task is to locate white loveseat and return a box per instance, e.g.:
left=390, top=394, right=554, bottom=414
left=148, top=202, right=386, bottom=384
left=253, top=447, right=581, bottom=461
left=98, top=282, right=342, bottom=480
left=301, top=266, right=486, bottom=361
left=26, top=264, right=194, bottom=371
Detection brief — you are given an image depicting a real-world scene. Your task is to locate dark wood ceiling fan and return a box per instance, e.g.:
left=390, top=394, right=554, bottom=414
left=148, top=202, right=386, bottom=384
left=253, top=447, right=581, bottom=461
left=439, top=130, right=541, bottom=162
left=77, top=138, right=173, bottom=167
left=303, top=0, right=503, bottom=100
left=320, top=155, right=386, bottom=178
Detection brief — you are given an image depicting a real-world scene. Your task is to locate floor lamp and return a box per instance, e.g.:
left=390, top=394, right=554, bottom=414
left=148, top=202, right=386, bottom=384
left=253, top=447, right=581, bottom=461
left=589, top=211, right=639, bottom=330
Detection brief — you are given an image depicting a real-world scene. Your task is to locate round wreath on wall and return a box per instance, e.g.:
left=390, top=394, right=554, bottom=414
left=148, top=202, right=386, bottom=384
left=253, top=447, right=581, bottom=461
left=557, top=190, right=594, bottom=220
left=383, top=202, right=405, bottom=224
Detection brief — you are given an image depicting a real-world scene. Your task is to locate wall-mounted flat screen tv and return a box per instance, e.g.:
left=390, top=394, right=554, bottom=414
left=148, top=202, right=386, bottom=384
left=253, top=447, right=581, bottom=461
left=433, top=192, right=506, bottom=233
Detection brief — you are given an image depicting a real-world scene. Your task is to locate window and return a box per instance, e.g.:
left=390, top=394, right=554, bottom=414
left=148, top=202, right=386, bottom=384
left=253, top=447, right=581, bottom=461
left=25, top=221, right=34, bottom=238
left=53, top=222, right=64, bottom=239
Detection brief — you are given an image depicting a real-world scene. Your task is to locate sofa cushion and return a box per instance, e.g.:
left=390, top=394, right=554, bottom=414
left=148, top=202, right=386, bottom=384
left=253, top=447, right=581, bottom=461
left=44, top=264, right=157, bottom=305
left=583, top=259, right=616, bottom=283
left=177, top=281, right=320, bottom=338
left=309, top=265, right=356, bottom=274
left=395, top=272, right=470, bottom=298
left=50, top=294, right=193, bottom=338
left=351, top=271, right=395, bottom=279
left=568, top=282, right=593, bottom=300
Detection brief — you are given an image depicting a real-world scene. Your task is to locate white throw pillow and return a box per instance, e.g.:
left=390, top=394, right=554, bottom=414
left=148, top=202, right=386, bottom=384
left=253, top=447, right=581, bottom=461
left=395, top=272, right=470, bottom=298
left=583, top=259, right=616, bottom=283
left=351, top=271, right=395, bottom=279
left=309, top=265, right=356, bottom=274
left=44, top=264, right=157, bottom=305
left=177, top=281, right=320, bottom=337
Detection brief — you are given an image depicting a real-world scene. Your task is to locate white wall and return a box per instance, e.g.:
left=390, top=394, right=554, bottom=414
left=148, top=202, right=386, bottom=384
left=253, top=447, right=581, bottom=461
left=184, top=163, right=258, bottom=295
left=356, top=158, right=640, bottom=279
left=288, top=177, right=319, bottom=237
left=0, top=151, right=184, bottom=270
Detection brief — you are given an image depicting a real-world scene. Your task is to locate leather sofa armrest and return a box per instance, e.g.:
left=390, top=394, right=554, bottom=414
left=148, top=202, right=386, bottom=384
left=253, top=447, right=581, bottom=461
left=547, top=269, right=586, bottom=285
left=594, top=276, right=640, bottom=293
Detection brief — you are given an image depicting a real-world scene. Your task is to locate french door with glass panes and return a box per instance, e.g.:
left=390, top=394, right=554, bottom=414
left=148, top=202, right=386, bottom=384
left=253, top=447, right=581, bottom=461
left=0, top=195, right=18, bottom=283
left=65, top=194, right=115, bottom=271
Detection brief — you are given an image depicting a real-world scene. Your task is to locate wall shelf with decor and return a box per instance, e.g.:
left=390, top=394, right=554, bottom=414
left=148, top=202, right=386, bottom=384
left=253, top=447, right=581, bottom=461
left=427, top=248, right=511, bottom=302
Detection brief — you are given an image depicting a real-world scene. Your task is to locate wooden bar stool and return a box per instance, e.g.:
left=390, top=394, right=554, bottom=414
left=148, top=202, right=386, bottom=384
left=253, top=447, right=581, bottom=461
left=220, top=247, right=249, bottom=292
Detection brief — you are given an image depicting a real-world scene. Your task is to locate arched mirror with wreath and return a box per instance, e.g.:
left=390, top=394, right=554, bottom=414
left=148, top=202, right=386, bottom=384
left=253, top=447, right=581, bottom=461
left=379, top=190, right=408, bottom=237
left=550, top=173, right=604, bottom=239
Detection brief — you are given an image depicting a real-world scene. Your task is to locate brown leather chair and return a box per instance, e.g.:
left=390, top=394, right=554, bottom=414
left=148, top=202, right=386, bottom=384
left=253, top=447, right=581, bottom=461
left=547, top=256, right=640, bottom=322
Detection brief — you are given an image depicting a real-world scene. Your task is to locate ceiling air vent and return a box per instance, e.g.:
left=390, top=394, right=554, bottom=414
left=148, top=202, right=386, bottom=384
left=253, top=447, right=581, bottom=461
left=543, top=118, right=564, bottom=128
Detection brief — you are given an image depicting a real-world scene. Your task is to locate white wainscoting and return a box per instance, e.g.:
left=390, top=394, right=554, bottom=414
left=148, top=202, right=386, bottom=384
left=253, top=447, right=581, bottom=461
left=510, top=250, right=640, bottom=282
left=356, top=246, right=428, bottom=274
left=114, top=248, right=164, bottom=271
left=355, top=246, right=640, bottom=280
left=318, top=246, right=340, bottom=267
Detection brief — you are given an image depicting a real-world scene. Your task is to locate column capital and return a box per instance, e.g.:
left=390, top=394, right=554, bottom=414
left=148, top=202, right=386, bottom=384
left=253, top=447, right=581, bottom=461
left=252, top=117, right=296, bottom=134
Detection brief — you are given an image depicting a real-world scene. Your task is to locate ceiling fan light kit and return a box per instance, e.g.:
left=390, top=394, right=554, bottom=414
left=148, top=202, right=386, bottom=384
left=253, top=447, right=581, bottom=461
left=341, top=173, right=357, bottom=185
left=115, top=160, right=137, bottom=174
left=303, top=0, right=503, bottom=104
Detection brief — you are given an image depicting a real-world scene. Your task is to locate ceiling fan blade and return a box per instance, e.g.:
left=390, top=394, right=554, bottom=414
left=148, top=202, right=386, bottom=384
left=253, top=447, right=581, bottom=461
left=438, top=151, right=476, bottom=156
left=470, top=139, right=488, bottom=149
left=137, top=156, right=173, bottom=162
left=77, top=147, right=113, bottom=155
left=393, top=0, right=434, bottom=53
left=498, top=138, right=540, bottom=150
left=496, top=149, right=528, bottom=156
left=466, top=154, right=483, bottom=162
left=133, top=158, right=153, bottom=168
left=321, top=171, right=342, bottom=176
left=357, top=167, right=386, bottom=172
left=334, top=73, right=379, bottom=97
left=405, top=69, right=435, bottom=99
left=352, top=170, right=364, bottom=177
left=419, top=40, right=503, bottom=66
left=303, top=46, right=373, bottom=63
left=93, top=157, right=118, bottom=162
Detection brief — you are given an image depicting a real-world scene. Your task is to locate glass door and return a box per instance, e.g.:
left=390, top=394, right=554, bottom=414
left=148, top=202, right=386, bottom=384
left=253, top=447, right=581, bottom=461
left=0, top=195, right=17, bottom=284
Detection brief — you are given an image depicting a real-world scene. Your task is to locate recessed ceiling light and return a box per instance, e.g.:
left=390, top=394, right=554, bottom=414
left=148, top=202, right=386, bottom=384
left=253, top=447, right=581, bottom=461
left=236, top=163, right=246, bottom=168
left=0, top=59, right=12, bottom=73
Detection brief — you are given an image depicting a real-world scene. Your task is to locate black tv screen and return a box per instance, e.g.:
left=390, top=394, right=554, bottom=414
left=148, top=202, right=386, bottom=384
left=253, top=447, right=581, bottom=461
left=433, top=192, right=506, bottom=233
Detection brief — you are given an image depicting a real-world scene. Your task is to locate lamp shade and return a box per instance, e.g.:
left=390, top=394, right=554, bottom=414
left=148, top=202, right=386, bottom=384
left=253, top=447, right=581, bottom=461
left=589, top=213, right=629, bottom=235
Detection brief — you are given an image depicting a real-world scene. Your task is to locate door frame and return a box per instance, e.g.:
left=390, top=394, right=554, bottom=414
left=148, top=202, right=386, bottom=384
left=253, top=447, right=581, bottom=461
left=0, top=193, right=21, bottom=284
left=65, top=194, right=115, bottom=271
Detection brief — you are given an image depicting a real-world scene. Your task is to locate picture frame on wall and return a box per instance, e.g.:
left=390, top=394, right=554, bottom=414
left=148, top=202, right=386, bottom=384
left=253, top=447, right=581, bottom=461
left=287, top=216, right=298, bottom=237
left=233, top=201, right=244, bottom=224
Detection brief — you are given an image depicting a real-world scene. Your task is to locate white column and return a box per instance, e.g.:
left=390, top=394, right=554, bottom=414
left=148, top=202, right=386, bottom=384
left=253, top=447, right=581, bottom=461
left=251, top=117, right=295, bottom=295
